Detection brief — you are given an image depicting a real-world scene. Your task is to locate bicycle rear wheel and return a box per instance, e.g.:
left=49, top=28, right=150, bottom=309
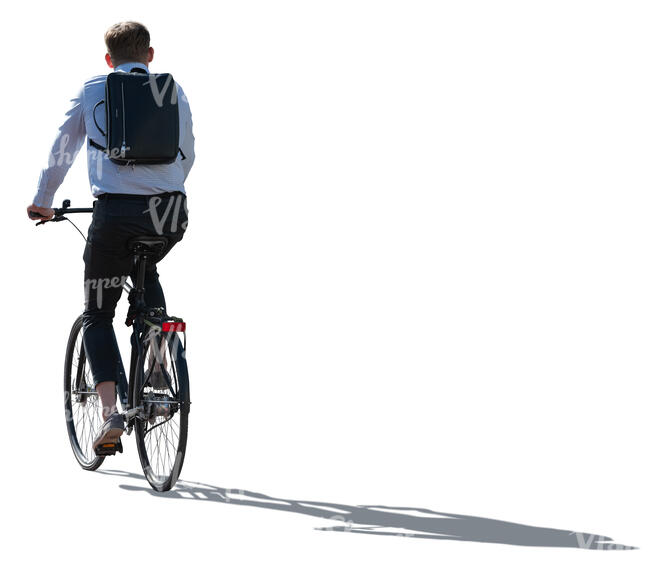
left=133, top=327, right=190, bottom=492
left=64, top=316, right=105, bottom=470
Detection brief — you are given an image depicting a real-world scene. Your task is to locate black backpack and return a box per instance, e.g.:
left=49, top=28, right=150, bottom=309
left=89, top=67, right=185, bottom=165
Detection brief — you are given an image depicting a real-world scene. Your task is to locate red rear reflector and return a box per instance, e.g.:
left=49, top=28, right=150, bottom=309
left=162, top=321, right=186, bottom=332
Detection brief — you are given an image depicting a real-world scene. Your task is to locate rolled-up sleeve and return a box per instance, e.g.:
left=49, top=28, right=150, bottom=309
left=33, top=86, right=86, bottom=208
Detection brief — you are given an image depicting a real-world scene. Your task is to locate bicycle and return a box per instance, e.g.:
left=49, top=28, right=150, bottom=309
left=30, top=199, right=191, bottom=492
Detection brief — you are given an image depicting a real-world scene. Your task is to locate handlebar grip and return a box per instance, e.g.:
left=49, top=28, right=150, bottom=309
left=29, top=211, right=47, bottom=219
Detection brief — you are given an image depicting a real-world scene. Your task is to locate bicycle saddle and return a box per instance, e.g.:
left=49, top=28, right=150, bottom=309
left=127, top=235, right=169, bottom=254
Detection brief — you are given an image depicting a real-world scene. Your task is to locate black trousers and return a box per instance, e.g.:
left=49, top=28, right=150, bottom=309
left=82, top=191, right=188, bottom=385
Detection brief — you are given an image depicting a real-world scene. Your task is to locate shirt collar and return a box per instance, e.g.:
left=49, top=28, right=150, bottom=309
left=113, top=61, right=149, bottom=74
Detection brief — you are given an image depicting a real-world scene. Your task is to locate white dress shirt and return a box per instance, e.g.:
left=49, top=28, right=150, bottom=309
left=33, top=61, right=195, bottom=208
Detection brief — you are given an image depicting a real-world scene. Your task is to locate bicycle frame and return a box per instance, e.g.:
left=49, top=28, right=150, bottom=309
left=118, top=250, right=149, bottom=417
left=121, top=247, right=176, bottom=430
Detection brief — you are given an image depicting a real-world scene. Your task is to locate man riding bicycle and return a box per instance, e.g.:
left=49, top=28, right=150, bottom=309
left=27, top=21, right=195, bottom=454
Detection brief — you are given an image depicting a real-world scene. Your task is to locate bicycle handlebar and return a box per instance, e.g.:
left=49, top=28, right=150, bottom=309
left=31, top=199, right=93, bottom=225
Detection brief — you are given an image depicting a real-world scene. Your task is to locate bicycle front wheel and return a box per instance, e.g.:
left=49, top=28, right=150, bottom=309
left=64, top=316, right=105, bottom=470
left=133, top=328, right=190, bottom=492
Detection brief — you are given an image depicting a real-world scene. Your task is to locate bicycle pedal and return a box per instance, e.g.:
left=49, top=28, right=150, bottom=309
left=95, top=439, right=123, bottom=456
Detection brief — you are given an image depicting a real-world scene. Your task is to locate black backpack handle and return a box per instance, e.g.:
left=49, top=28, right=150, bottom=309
left=93, top=100, right=106, bottom=136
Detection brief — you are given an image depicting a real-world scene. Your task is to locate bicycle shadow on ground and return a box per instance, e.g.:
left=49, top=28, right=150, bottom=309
left=97, top=469, right=636, bottom=550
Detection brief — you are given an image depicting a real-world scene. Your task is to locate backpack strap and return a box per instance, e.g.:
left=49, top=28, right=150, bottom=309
left=89, top=138, right=107, bottom=152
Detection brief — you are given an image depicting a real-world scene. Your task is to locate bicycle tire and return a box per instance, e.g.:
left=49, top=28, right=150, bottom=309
left=133, top=328, right=190, bottom=492
left=64, top=316, right=105, bottom=471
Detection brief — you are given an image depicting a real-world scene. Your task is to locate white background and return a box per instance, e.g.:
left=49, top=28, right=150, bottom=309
left=1, top=0, right=648, bottom=566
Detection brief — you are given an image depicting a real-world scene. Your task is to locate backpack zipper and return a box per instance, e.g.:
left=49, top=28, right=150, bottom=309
left=120, top=83, right=130, bottom=158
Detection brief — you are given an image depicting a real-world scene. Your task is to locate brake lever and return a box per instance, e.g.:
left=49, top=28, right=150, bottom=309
left=35, top=215, right=66, bottom=226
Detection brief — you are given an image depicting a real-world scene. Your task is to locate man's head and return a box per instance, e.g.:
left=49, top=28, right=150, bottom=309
left=104, top=21, right=153, bottom=68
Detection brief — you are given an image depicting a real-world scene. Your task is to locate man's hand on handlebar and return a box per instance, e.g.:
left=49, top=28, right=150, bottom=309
left=28, top=199, right=93, bottom=227
left=27, top=204, right=54, bottom=221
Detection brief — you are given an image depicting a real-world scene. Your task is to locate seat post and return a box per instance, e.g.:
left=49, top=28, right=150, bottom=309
left=134, top=253, right=148, bottom=293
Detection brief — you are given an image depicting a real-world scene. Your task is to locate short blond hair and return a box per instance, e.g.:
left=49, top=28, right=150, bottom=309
left=104, top=21, right=150, bottom=64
